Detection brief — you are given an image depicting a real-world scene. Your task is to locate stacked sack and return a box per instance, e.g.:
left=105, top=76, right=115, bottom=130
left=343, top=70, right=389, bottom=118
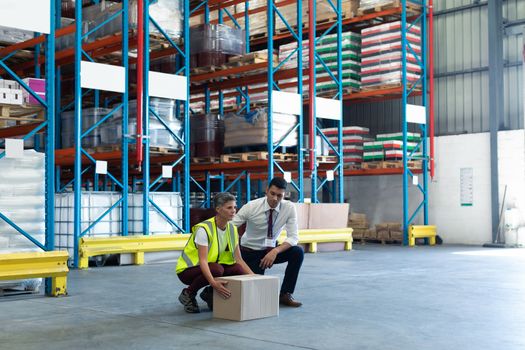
left=360, top=20, right=421, bottom=90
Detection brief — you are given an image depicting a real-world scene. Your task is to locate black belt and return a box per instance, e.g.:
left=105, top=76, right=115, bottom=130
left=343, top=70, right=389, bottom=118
left=240, top=245, right=273, bottom=253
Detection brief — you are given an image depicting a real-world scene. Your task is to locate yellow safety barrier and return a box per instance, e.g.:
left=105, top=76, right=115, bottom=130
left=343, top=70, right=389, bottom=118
left=79, top=234, right=190, bottom=269
left=409, top=225, right=437, bottom=246
left=0, top=251, right=69, bottom=297
left=278, top=228, right=353, bottom=253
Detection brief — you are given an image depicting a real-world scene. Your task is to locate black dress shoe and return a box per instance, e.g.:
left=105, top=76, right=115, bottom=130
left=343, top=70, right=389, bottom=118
left=279, top=292, right=302, bottom=307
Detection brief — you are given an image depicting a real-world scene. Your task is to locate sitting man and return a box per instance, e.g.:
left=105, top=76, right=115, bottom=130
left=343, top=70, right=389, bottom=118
left=232, top=176, right=304, bottom=307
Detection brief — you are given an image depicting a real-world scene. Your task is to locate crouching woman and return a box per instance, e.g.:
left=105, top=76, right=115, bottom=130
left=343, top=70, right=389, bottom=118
left=176, top=192, right=254, bottom=313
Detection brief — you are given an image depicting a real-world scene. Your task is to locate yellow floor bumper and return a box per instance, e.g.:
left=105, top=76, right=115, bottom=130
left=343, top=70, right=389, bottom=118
left=409, top=225, right=437, bottom=246
left=0, top=251, right=69, bottom=297
left=278, top=228, right=354, bottom=253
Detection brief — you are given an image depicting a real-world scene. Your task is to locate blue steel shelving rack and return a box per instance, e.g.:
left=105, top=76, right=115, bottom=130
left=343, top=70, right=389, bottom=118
left=309, top=0, right=344, bottom=204
left=401, top=0, right=428, bottom=244
left=0, top=1, right=56, bottom=294
left=190, top=0, right=305, bottom=207
left=142, top=0, right=191, bottom=234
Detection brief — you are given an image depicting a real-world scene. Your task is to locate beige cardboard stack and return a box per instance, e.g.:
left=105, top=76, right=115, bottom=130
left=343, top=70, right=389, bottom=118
left=375, top=222, right=403, bottom=241
left=347, top=212, right=369, bottom=239
left=213, top=275, right=279, bottom=321
left=295, top=203, right=350, bottom=229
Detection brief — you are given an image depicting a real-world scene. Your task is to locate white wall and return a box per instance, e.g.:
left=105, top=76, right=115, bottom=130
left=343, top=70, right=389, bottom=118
left=345, top=130, right=525, bottom=245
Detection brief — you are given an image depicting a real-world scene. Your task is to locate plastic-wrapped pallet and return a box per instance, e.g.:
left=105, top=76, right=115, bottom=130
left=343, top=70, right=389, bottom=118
left=0, top=150, right=45, bottom=292
left=359, top=0, right=416, bottom=12
left=224, top=108, right=297, bottom=148
left=360, top=20, right=421, bottom=89
left=61, top=107, right=110, bottom=149
left=100, top=99, right=183, bottom=150
left=190, top=24, right=245, bottom=68
left=234, top=0, right=267, bottom=38
left=128, top=193, right=183, bottom=235
left=0, top=26, right=33, bottom=44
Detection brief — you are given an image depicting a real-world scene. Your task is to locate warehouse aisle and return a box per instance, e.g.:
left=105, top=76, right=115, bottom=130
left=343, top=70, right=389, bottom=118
left=1, top=246, right=524, bottom=350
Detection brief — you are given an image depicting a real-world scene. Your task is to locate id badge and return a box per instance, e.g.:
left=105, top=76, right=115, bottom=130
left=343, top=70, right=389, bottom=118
left=264, top=238, right=275, bottom=248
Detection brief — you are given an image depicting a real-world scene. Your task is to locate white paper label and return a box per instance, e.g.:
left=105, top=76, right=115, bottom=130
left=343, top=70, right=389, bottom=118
left=0, top=0, right=50, bottom=34
left=326, top=170, right=334, bottom=182
left=272, top=90, right=302, bottom=115
left=5, top=139, right=24, bottom=158
left=81, top=61, right=126, bottom=93
left=162, top=165, right=173, bottom=178
left=407, top=104, right=427, bottom=124
left=95, top=160, right=108, bottom=175
left=149, top=71, right=188, bottom=101
left=283, top=171, right=292, bottom=183
left=412, top=175, right=419, bottom=186
left=304, top=198, right=312, bottom=204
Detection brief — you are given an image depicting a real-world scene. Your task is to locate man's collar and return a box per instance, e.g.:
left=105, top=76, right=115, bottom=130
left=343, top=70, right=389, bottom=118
left=264, top=198, right=281, bottom=212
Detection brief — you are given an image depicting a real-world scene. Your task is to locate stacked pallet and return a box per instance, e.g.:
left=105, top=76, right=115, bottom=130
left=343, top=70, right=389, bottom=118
left=347, top=212, right=370, bottom=240
left=278, top=31, right=361, bottom=94
left=360, top=20, right=421, bottom=90
left=363, top=132, right=422, bottom=165
left=323, top=126, right=371, bottom=168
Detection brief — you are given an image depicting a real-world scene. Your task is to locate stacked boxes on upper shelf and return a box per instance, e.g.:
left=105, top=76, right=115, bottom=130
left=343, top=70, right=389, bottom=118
left=360, top=20, right=421, bottom=90
left=363, top=132, right=422, bottom=162
left=278, top=31, right=361, bottom=95
left=0, top=78, right=45, bottom=107
left=322, top=126, right=372, bottom=168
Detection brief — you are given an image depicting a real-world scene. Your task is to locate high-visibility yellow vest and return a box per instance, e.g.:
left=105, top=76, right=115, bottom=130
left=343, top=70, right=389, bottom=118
left=176, top=217, right=238, bottom=274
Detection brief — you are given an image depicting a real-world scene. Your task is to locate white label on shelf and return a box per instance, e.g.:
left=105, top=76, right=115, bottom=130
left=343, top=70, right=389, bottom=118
left=326, top=170, right=334, bottom=182
left=149, top=71, right=188, bottom=101
left=412, top=175, right=419, bottom=186
left=0, top=0, right=50, bottom=34
left=162, top=165, right=173, bottom=179
left=460, top=167, right=474, bottom=206
left=283, top=171, right=292, bottom=183
left=81, top=61, right=125, bottom=93
left=407, top=104, right=427, bottom=124
left=95, top=161, right=108, bottom=175
left=272, top=90, right=302, bottom=115
left=315, top=97, right=342, bottom=120
left=304, top=197, right=312, bottom=204
left=5, top=139, right=24, bottom=158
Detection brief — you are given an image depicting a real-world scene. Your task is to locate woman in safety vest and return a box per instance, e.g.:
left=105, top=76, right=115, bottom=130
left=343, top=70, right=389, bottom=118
left=176, top=192, right=254, bottom=313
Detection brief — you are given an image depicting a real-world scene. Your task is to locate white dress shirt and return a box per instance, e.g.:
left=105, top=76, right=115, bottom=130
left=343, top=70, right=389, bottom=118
left=232, top=197, right=299, bottom=250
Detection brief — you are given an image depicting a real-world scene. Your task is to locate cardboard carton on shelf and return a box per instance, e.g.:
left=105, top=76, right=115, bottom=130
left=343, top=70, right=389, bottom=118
left=213, top=275, right=279, bottom=321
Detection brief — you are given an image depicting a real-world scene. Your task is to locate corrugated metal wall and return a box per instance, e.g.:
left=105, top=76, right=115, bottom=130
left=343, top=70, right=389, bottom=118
left=344, top=0, right=525, bottom=135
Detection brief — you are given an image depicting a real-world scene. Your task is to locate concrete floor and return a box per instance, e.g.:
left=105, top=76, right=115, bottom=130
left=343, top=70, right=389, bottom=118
left=1, top=245, right=525, bottom=350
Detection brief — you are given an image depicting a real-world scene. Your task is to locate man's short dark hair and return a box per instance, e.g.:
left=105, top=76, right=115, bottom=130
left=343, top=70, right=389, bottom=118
left=268, top=177, right=287, bottom=190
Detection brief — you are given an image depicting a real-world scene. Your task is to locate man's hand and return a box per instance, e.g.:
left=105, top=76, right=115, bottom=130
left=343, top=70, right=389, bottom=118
left=211, top=279, right=231, bottom=299
left=259, top=249, right=278, bottom=269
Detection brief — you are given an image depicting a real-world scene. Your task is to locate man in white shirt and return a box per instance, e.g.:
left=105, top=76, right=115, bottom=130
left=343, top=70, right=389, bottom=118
left=232, top=177, right=304, bottom=307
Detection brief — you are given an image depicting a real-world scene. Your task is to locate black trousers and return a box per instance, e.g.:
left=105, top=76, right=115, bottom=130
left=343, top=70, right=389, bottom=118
left=241, top=245, right=304, bottom=294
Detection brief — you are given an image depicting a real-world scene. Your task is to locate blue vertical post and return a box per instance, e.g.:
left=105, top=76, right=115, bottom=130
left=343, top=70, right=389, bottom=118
left=206, top=171, right=211, bottom=208
left=310, top=1, right=318, bottom=203
left=45, top=0, right=56, bottom=295
left=122, top=0, right=129, bottom=236
left=297, top=0, right=304, bottom=202
left=246, top=173, right=251, bottom=203
left=401, top=0, right=409, bottom=245
left=143, top=0, right=151, bottom=235
left=73, top=0, right=83, bottom=267
left=421, top=1, right=428, bottom=225
left=337, top=0, right=344, bottom=203
left=184, top=0, right=191, bottom=232
left=267, top=0, right=274, bottom=179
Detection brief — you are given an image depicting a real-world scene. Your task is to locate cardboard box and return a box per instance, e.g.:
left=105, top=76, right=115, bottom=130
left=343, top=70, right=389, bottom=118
left=308, top=203, right=349, bottom=229
left=294, top=203, right=310, bottom=230
left=213, top=275, right=279, bottom=321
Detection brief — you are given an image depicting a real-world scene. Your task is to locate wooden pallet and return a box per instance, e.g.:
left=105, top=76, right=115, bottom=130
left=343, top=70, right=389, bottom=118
left=0, top=104, right=45, bottom=121
left=362, top=160, right=422, bottom=170
left=344, top=164, right=362, bottom=170
left=357, top=0, right=421, bottom=16
left=192, top=156, right=220, bottom=164
left=317, top=155, right=338, bottom=163
left=250, top=32, right=268, bottom=41
left=220, top=151, right=296, bottom=163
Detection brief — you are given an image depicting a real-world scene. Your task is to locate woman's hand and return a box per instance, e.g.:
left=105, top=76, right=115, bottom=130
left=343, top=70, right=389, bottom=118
left=211, top=279, right=231, bottom=299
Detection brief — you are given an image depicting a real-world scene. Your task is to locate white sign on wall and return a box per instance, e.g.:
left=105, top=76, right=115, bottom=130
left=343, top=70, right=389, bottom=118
left=272, top=91, right=302, bottom=116
left=460, top=167, right=474, bottom=206
left=0, top=0, right=50, bottom=34
left=149, top=72, right=188, bottom=101
left=315, top=97, right=342, bottom=121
